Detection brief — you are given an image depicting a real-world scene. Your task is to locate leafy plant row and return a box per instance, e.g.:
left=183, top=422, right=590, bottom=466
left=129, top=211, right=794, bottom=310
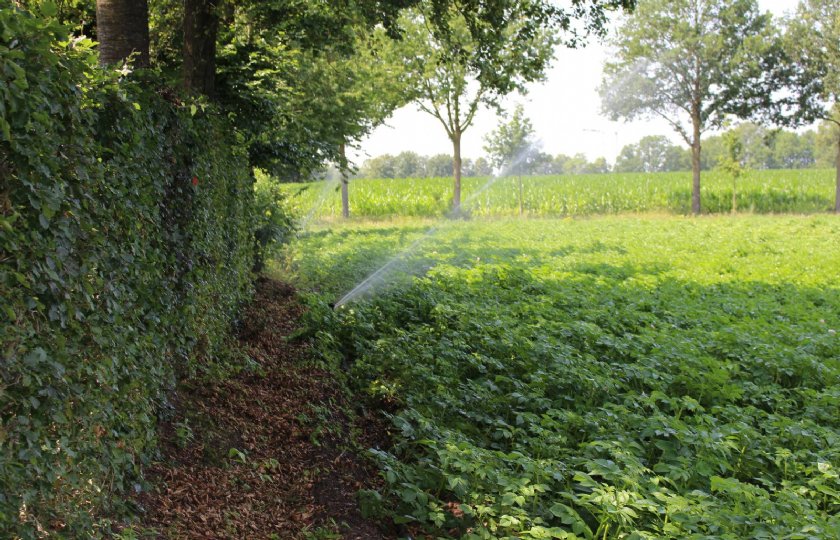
left=299, top=217, right=840, bottom=538
left=0, top=8, right=259, bottom=537
left=282, top=169, right=836, bottom=219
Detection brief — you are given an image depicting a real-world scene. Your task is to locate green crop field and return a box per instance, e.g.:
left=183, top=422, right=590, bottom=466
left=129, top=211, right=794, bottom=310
left=281, top=215, right=840, bottom=539
left=281, top=169, right=836, bottom=220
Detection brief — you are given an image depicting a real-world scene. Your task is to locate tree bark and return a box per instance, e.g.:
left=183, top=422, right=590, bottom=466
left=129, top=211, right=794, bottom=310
left=690, top=112, right=702, bottom=215
left=96, top=0, right=150, bottom=67
left=339, top=143, right=350, bottom=219
left=184, top=0, right=218, bottom=96
left=452, top=131, right=462, bottom=213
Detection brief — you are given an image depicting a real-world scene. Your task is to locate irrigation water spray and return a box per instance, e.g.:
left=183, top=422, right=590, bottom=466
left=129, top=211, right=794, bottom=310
left=299, top=169, right=342, bottom=229
left=333, top=142, right=542, bottom=308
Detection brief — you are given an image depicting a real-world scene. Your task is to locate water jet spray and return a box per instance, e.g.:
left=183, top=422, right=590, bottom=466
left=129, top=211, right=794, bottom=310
left=332, top=141, right=542, bottom=309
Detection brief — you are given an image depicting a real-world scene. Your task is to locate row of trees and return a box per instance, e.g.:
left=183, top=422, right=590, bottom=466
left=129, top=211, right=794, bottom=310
left=350, top=0, right=840, bottom=214
left=357, top=153, right=493, bottom=179
left=616, top=123, right=839, bottom=173
left=353, top=119, right=834, bottom=179
left=42, top=0, right=840, bottom=218
left=354, top=151, right=614, bottom=178
left=37, top=0, right=639, bottom=215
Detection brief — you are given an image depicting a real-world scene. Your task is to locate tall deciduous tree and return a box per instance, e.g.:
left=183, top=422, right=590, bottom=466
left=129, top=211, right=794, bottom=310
left=183, top=0, right=218, bottom=96
left=332, top=28, right=412, bottom=217
left=600, top=0, right=781, bottom=214
left=782, top=0, right=840, bottom=212
left=96, top=0, right=150, bottom=66
left=394, top=6, right=556, bottom=212
left=396, top=0, right=633, bottom=213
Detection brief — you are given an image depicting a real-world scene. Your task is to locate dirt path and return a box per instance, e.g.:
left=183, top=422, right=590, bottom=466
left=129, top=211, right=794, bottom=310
left=135, top=279, right=390, bottom=539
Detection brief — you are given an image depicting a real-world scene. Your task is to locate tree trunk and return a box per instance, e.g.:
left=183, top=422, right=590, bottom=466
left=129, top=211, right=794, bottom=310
left=96, top=0, right=150, bottom=67
left=452, top=131, right=462, bottom=213
left=339, top=143, right=349, bottom=219
left=732, top=176, right=737, bottom=214
left=184, top=0, right=218, bottom=97
left=690, top=113, right=702, bottom=215
left=835, top=135, right=840, bottom=214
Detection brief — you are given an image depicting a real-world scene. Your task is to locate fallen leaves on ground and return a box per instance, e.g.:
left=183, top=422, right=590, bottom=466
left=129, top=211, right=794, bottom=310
left=136, top=278, right=389, bottom=539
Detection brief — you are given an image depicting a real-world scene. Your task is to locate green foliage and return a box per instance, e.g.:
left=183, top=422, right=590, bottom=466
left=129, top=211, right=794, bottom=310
left=717, top=130, right=747, bottom=212
left=483, top=104, right=538, bottom=174
left=717, top=131, right=746, bottom=180
left=426, top=154, right=456, bottom=178
left=601, top=0, right=781, bottom=137
left=615, top=136, right=689, bottom=173
left=699, top=123, right=819, bottom=171
left=357, top=152, right=495, bottom=179
left=781, top=0, right=840, bottom=124
left=816, top=118, right=840, bottom=168
left=253, top=170, right=297, bottom=272
left=280, top=169, right=837, bottom=219
left=0, top=7, right=256, bottom=536
left=393, top=2, right=560, bottom=205
left=293, top=216, right=840, bottom=539
left=186, top=1, right=411, bottom=179
left=601, top=0, right=784, bottom=212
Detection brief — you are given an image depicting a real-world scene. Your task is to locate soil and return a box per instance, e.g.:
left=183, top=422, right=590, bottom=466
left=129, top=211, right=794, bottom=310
left=135, top=278, right=394, bottom=539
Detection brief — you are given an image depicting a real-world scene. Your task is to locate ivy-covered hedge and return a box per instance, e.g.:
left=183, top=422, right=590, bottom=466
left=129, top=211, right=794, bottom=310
left=1, top=7, right=255, bottom=537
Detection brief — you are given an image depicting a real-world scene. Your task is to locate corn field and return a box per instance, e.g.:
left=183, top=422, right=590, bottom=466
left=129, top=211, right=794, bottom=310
left=281, top=169, right=837, bottom=219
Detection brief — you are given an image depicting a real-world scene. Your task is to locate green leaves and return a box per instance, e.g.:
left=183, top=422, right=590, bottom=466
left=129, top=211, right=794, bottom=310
left=1, top=6, right=256, bottom=537
left=280, top=168, right=837, bottom=220
left=299, top=215, right=840, bottom=538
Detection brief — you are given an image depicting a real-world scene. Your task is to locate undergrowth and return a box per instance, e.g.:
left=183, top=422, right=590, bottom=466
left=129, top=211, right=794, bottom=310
left=297, top=216, right=840, bottom=539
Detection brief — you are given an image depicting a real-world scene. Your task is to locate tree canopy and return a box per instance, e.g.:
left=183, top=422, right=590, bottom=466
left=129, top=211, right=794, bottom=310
left=391, top=0, right=633, bottom=211
left=782, top=0, right=840, bottom=211
left=483, top=104, right=541, bottom=175
left=600, top=0, right=782, bottom=213
left=614, top=135, right=689, bottom=173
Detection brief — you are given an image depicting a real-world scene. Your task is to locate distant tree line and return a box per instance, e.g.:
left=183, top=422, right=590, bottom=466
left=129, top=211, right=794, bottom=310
left=354, top=122, right=835, bottom=179
left=356, top=152, right=493, bottom=179
left=617, top=123, right=837, bottom=173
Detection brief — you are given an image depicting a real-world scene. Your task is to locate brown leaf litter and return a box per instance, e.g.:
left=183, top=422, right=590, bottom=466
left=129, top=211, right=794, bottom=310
left=134, top=278, right=394, bottom=539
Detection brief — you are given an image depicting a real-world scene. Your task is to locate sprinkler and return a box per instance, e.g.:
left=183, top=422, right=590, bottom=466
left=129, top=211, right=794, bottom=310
left=331, top=143, right=541, bottom=307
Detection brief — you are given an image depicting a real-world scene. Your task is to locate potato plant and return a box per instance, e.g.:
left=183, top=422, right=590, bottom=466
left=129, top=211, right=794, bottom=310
left=293, top=216, right=840, bottom=539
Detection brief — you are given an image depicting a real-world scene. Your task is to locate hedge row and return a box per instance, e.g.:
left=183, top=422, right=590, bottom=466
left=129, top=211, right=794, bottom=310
left=1, top=7, right=256, bottom=537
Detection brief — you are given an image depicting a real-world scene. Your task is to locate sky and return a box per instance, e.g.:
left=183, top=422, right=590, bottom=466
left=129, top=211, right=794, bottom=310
left=351, top=0, right=800, bottom=165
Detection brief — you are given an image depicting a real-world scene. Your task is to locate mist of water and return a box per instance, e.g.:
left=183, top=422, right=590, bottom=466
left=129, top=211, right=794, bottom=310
left=298, top=167, right=342, bottom=230
left=333, top=142, right=541, bottom=308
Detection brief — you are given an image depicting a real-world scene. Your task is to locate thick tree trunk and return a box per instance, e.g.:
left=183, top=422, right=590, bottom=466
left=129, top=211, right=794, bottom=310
left=96, top=0, right=150, bottom=67
left=339, top=143, right=349, bottom=219
left=452, top=132, right=462, bottom=213
left=835, top=136, right=840, bottom=214
left=690, top=114, right=702, bottom=215
left=184, top=0, right=218, bottom=96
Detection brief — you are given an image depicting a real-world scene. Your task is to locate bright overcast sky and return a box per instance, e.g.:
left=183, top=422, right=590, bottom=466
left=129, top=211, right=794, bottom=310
left=351, top=0, right=801, bottom=165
